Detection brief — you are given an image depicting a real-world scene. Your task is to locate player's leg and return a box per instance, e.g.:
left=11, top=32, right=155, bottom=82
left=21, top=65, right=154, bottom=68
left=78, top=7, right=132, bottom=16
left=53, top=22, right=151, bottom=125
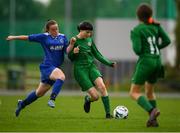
left=15, top=82, right=51, bottom=117
left=145, top=63, right=161, bottom=127
left=130, top=83, right=160, bottom=127
left=74, top=67, right=98, bottom=113
left=87, top=87, right=99, bottom=101
left=145, top=82, right=160, bottom=127
left=146, top=61, right=161, bottom=109
left=94, top=77, right=112, bottom=118
left=48, top=68, right=65, bottom=108
left=84, top=87, right=99, bottom=113
left=131, top=58, right=160, bottom=127
left=145, top=82, right=156, bottom=108
left=130, top=58, right=155, bottom=114
left=129, top=83, right=154, bottom=112
left=89, top=65, right=112, bottom=118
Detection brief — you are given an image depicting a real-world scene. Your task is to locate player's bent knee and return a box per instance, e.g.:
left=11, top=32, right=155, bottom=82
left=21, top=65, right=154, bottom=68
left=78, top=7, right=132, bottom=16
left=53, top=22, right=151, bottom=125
left=59, top=74, right=65, bottom=81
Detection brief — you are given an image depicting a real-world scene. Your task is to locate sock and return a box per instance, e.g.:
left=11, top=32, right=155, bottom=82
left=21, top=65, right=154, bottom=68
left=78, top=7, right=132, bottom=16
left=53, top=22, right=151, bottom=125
left=149, top=100, right=157, bottom=108
left=21, top=91, right=38, bottom=108
left=50, top=79, right=64, bottom=101
left=101, top=96, right=110, bottom=115
left=137, top=96, right=153, bottom=112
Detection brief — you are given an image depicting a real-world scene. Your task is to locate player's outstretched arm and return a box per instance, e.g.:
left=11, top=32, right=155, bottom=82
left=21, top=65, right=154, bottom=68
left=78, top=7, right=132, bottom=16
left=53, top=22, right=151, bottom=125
left=92, top=42, right=114, bottom=67
left=6, top=35, right=28, bottom=41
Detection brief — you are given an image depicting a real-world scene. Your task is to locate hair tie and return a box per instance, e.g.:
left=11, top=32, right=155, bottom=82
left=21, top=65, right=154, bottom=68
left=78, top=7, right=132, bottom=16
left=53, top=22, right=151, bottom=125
left=148, top=17, right=154, bottom=24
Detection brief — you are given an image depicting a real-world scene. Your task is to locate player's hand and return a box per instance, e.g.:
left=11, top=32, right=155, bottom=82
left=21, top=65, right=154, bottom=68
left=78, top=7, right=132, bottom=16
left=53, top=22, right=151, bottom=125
left=73, top=46, right=80, bottom=54
left=6, top=36, right=15, bottom=41
left=112, top=62, right=117, bottom=68
left=70, top=37, right=76, bottom=45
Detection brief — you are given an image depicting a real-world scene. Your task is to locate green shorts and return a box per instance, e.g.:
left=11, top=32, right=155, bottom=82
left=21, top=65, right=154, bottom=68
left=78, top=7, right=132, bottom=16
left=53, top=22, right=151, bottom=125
left=132, top=57, right=164, bottom=85
left=74, top=64, right=102, bottom=91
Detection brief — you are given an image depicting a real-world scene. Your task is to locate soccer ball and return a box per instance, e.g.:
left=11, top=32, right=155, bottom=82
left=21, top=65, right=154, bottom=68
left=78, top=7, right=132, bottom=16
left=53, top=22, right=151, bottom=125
left=113, top=105, right=128, bottom=119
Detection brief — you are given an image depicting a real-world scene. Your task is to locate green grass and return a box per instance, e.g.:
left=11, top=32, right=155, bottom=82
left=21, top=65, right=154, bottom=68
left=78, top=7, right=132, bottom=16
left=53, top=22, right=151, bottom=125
left=0, top=95, right=180, bottom=132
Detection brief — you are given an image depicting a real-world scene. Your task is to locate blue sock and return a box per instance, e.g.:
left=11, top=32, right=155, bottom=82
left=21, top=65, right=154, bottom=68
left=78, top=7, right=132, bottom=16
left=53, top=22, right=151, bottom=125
left=50, top=79, right=64, bottom=100
left=21, top=91, right=38, bottom=108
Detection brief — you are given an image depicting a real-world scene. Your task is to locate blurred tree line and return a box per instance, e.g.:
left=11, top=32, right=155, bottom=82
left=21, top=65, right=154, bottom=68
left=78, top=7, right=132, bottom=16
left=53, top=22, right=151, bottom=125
left=0, top=0, right=46, bottom=20
left=0, top=0, right=176, bottom=21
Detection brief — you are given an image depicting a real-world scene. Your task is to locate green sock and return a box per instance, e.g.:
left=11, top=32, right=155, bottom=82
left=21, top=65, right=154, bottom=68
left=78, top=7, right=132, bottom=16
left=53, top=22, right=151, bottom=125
left=137, top=96, right=153, bottom=112
left=101, top=96, right=110, bottom=114
left=149, top=100, right=157, bottom=108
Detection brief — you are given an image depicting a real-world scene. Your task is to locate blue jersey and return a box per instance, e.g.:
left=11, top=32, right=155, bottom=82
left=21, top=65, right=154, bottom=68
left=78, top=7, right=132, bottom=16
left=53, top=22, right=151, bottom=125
left=28, top=33, right=68, bottom=67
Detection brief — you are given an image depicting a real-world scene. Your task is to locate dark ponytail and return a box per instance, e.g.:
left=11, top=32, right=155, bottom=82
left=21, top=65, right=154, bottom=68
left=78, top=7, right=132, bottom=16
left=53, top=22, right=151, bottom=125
left=137, top=3, right=152, bottom=24
left=136, top=3, right=160, bottom=25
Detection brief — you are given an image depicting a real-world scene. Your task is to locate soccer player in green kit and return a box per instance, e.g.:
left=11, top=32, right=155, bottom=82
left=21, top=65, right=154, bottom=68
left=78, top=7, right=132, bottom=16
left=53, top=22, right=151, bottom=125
left=67, top=21, right=116, bottom=118
left=129, top=3, right=171, bottom=127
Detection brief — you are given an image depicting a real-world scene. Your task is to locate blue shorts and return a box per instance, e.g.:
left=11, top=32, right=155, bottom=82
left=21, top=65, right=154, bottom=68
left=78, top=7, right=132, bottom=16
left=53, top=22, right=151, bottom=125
left=39, top=63, right=56, bottom=86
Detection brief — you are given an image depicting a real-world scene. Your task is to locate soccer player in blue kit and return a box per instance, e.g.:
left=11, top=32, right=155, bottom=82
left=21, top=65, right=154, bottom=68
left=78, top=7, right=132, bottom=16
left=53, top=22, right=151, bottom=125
left=6, top=20, right=75, bottom=117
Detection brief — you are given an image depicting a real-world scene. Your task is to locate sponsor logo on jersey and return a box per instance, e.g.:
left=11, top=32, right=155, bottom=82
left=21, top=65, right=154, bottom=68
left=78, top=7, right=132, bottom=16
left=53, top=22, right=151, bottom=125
left=50, top=45, right=64, bottom=50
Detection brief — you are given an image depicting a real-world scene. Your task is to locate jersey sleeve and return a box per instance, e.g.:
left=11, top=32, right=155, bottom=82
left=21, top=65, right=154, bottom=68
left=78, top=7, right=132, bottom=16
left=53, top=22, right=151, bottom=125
left=91, top=41, right=113, bottom=67
left=130, top=29, right=142, bottom=55
left=28, top=33, right=46, bottom=43
left=63, top=35, right=69, bottom=54
left=157, top=26, right=171, bottom=49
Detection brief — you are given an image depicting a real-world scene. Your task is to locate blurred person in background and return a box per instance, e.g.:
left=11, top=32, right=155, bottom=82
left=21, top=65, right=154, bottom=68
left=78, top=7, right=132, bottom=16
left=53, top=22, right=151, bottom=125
left=6, top=19, right=74, bottom=116
left=67, top=21, right=116, bottom=119
left=129, top=3, right=171, bottom=127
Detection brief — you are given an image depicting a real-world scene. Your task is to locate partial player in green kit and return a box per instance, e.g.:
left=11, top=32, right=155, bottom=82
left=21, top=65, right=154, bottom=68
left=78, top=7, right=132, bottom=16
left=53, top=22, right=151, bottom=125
left=67, top=21, right=116, bottom=119
left=129, top=3, right=171, bottom=127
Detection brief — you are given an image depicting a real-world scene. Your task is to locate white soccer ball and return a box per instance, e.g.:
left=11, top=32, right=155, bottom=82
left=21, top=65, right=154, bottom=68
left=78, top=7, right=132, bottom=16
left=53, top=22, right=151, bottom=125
left=113, top=105, right=129, bottom=119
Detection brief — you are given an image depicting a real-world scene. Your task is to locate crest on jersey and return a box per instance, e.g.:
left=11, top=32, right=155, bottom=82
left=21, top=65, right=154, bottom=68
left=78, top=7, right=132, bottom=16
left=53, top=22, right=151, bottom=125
left=87, top=42, right=92, bottom=46
left=60, top=39, right=64, bottom=44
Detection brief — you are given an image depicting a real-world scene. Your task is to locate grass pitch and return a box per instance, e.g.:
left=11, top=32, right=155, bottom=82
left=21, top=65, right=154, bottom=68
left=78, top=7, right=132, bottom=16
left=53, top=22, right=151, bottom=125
left=0, top=94, right=180, bottom=132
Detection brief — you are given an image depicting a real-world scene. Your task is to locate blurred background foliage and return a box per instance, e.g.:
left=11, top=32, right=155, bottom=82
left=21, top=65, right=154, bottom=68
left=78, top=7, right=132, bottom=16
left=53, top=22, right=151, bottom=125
left=0, top=0, right=177, bottom=21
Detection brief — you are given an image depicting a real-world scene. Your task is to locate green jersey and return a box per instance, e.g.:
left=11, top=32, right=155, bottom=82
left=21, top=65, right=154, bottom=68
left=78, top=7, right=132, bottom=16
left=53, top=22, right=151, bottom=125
left=68, top=37, right=113, bottom=67
left=131, top=23, right=171, bottom=57
left=131, top=23, right=171, bottom=85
